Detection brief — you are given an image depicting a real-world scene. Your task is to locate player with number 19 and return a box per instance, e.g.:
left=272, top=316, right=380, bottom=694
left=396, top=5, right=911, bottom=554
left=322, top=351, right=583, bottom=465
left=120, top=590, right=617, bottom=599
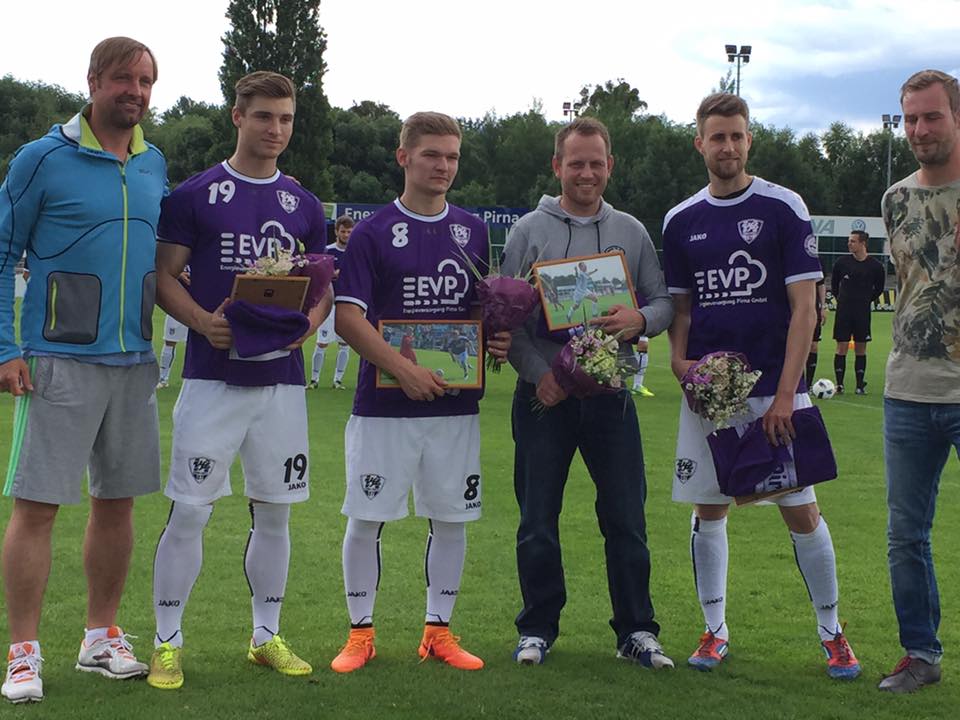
left=147, top=72, right=330, bottom=690
left=330, top=112, right=511, bottom=673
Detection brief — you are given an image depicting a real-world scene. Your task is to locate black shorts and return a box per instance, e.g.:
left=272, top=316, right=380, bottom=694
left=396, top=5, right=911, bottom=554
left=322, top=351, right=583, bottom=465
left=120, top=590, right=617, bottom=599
left=833, top=305, right=872, bottom=343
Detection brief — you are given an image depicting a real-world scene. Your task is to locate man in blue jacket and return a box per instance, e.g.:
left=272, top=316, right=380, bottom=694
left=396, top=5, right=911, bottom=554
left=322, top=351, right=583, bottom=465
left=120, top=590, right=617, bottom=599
left=0, top=37, right=167, bottom=704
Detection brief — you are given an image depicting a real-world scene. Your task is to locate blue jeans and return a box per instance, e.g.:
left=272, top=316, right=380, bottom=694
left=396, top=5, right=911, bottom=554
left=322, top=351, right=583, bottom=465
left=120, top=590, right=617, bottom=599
left=884, top=397, right=960, bottom=659
left=512, top=380, right=659, bottom=648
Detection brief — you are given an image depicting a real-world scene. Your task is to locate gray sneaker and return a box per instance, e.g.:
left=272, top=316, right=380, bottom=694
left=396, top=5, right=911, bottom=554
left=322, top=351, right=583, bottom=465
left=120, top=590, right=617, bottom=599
left=878, top=656, right=941, bottom=693
left=617, top=631, right=674, bottom=669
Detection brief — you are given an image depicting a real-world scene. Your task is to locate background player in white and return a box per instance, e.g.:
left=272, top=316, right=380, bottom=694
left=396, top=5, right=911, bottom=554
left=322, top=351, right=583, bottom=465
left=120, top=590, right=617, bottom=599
left=566, top=261, right=600, bottom=323
left=664, top=93, right=860, bottom=679
left=157, top=269, right=190, bottom=389
left=147, top=72, right=330, bottom=690
left=631, top=336, right=654, bottom=397
left=329, top=112, right=510, bottom=673
left=309, top=215, right=353, bottom=389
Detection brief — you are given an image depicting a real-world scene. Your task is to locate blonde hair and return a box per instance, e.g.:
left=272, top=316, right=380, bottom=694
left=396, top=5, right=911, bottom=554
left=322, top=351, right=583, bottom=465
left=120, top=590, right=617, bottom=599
left=88, top=37, right=157, bottom=83
left=555, top=116, right=611, bottom=160
left=399, top=112, right=461, bottom=150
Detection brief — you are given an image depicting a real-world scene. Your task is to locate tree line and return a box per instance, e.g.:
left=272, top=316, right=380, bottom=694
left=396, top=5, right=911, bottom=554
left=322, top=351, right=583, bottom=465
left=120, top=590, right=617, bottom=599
left=0, top=0, right=918, bottom=242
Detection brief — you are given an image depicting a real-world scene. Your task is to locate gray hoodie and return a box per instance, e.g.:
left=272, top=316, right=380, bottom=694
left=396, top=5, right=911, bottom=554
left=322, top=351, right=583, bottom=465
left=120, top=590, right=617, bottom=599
left=500, top=194, right=673, bottom=385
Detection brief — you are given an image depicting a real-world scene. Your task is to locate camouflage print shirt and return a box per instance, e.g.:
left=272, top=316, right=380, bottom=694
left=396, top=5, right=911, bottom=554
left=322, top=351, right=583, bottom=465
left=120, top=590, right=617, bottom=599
left=881, top=173, right=960, bottom=402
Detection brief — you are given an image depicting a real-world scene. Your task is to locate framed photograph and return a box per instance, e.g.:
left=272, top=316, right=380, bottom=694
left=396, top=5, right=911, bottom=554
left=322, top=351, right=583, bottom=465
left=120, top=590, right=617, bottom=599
left=376, top=320, right=483, bottom=389
left=230, top=274, right=310, bottom=312
left=532, top=251, right=637, bottom=331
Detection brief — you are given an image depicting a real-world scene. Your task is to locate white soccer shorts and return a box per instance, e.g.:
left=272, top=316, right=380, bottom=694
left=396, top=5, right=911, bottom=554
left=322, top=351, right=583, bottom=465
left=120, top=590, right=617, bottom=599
left=166, top=379, right=310, bottom=505
left=672, top=392, right=817, bottom=507
left=317, top=305, right=343, bottom=345
left=342, top=414, right=481, bottom=522
left=163, top=314, right=188, bottom=343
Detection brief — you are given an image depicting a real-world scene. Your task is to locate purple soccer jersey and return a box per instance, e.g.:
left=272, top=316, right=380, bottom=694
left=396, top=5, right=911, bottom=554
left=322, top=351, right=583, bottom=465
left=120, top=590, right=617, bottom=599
left=335, top=199, right=489, bottom=417
left=325, top=241, right=347, bottom=294
left=158, top=162, right=327, bottom=386
left=662, top=178, right=822, bottom=396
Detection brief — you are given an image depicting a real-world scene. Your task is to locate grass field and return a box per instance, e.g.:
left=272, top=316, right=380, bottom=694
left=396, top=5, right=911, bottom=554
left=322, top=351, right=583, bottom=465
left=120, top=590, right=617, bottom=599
left=0, top=310, right=957, bottom=720
left=544, top=291, right=636, bottom=329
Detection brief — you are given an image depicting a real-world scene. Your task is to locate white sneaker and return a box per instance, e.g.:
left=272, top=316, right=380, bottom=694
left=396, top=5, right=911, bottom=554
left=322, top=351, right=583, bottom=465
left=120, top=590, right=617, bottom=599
left=2, top=643, right=43, bottom=704
left=75, top=627, right=148, bottom=679
left=617, top=631, right=674, bottom=669
left=513, top=636, right=549, bottom=665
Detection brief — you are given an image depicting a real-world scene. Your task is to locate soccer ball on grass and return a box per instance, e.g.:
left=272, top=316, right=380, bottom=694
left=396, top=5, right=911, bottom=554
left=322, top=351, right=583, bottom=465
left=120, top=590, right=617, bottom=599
left=810, top=378, right=836, bottom=400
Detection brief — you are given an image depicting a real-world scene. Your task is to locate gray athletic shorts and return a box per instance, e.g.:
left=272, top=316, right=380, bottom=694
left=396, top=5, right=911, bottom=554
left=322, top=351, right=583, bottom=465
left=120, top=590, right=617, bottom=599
left=3, top=356, right=161, bottom=505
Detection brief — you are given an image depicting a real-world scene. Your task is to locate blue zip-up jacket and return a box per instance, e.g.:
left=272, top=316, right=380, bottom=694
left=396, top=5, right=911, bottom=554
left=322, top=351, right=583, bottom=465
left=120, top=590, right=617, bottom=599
left=0, top=110, right=168, bottom=363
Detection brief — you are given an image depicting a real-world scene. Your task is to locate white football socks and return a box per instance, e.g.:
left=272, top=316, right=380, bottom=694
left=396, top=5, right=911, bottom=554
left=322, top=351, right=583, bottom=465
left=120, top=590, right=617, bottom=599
left=633, top=351, right=649, bottom=389
left=153, top=502, right=213, bottom=648
left=244, top=502, right=291, bottom=647
left=159, top=344, right=175, bottom=383
left=333, top=346, right=350, bottom=384
left=691, top=514, right=729, bottom=639
left=311, top=345, right=326, bottom=383
left=791, top=517, right=841, bottom=640
left=341, top=518, right=383, bottom=626
left=424, top=520, right=466, bottom=625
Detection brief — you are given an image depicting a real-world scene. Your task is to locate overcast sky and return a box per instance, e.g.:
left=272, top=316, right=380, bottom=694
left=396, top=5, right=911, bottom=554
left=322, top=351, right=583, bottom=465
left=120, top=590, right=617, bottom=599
left=2, top=0, right=958, bottom=137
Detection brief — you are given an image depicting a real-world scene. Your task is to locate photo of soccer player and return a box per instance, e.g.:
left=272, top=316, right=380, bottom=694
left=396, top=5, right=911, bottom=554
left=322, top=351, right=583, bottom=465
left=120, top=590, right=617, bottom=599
left=533, top=252, right=637, bottom=331
left=376, top=321, right=482, bottom=389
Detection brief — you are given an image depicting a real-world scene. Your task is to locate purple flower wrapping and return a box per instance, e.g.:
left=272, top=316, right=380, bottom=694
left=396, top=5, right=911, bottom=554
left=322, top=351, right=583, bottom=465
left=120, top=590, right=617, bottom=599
left=290, top=253, right=336, bottom=310
left=550, top=341, right=620, bottom=400
left=476, top=276, right=540, bottom=333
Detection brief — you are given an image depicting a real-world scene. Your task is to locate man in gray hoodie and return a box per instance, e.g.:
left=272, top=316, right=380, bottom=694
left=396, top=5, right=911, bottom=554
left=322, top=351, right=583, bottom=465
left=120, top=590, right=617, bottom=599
left=500, top=117, right=674, bottom=668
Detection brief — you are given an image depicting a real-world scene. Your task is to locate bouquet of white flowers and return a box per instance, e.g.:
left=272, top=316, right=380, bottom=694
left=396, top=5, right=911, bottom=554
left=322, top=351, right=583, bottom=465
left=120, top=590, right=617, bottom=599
left=551, top=326, right=633, bottom=398
left=681, top=351, right=761, bottom=428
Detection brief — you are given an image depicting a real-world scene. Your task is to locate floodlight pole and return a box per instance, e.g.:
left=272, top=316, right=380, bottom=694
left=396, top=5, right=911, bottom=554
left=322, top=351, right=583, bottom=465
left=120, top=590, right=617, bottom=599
left=882, top=113, right=902, bottom=190
left=725, top=44, right=752, bottom=96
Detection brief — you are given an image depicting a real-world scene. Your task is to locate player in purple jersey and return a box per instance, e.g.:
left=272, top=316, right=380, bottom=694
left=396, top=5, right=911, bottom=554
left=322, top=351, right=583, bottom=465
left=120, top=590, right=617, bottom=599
left=329, top=112, right=510, bottom=673
left=146, top=72, right=331, bottom=690
left=309, top=215, right=353, bottom=389
left=663, top=93, right=860, bottom=679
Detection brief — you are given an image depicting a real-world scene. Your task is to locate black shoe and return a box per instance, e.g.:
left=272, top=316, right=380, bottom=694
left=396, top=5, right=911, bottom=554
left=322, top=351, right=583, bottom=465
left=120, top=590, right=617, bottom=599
left=855, top=386, right=867, bottom=395
left=836, top=384, right=844, bottom=395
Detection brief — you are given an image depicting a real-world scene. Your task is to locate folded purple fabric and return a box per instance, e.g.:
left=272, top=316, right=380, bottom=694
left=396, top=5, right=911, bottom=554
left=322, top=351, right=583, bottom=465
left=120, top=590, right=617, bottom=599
left=290, top=253, right=335, bottom=310
left=708, top=406, right=837, bottom=497
left=223, top=300, right=309, bottom=358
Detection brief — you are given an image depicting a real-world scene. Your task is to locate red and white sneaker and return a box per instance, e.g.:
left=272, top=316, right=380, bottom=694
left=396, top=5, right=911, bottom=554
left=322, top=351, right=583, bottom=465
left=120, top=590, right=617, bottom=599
left=821, top=631, right=861, bottom=680
left=75, top=626, right=148, bottom=679
left=687, top=630, right=728, bottom=671
left=2, top=643, right=43, bottom=704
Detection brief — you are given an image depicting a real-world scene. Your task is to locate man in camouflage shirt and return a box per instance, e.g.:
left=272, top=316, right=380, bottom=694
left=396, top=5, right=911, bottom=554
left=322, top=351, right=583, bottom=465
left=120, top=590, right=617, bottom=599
left=879, top=69, right=960, bottom=694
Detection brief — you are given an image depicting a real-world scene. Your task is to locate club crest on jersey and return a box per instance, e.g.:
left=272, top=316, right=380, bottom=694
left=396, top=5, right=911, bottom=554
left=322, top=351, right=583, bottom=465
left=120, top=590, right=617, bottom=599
left=676, top=458, right=697, bottom=484
left=276, top=190, right=300, bottom=214
left=361, top=474, right=385, bottom=499
left=449, top=224, right=471, bottom=248
left=188, top=457, right=215, bottom=484
left=737, top=219, right=764, bottom=244
left=804, top=233, right=819, bottom=258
